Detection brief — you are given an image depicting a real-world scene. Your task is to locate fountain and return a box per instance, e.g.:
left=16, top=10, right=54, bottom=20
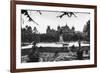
left=59, top=34, right=64, bottom=43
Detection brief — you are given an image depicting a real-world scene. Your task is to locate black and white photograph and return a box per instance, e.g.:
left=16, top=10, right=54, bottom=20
left=11, top=1, right=97, bottom=72
left=21, top=9, right=91, bottom=63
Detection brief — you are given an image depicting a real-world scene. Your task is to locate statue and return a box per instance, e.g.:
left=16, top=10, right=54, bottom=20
left=59, top=29, right=64, bottom=43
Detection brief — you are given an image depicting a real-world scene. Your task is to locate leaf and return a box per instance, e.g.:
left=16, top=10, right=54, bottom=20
left=57, top=12, right=77, bottom=18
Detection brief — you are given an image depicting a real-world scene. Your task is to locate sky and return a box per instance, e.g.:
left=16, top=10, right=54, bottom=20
left=21, top=10, right=90, bottom=33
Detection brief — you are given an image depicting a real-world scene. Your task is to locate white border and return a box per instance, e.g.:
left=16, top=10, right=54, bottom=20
left=16, top=5, right=95, bottom=69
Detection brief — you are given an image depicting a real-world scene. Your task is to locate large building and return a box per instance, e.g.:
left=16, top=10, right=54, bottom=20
left=46, top=24, right=75, bottom=35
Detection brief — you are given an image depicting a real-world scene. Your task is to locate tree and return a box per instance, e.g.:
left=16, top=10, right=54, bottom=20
left=57, top=12, right=77, bottom=18
left=33, top=27, right=38, bottom=34
left=46, top=26, right=51, bottom=33
left=27, top=26, right=32, bottom=33
left=71, top=26, right=75, bottom=32
left=83, top=20, right=90, bottom=41
left=21, top=28, right=27, bottom=42
left=57, top=26, right=60, bottom=31
left=21, top=10, right=39, bottom=25
left=21, top=26, right=33, bottom=43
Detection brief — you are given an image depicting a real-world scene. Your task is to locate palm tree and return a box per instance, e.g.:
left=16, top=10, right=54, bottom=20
left=57, top=12, right=77, bottom=18
left=21, top=10, right=41, bottom=25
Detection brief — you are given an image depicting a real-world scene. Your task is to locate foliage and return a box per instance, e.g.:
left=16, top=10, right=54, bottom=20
left=57, top=12, right=77, bottom=18
left=21, top=26, right=33, bottom=43
left=83, top=20, right=90, bottom=41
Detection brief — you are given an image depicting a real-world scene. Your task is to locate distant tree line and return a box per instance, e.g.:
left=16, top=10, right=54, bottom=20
left=21, top=20, right=90, bottom=43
